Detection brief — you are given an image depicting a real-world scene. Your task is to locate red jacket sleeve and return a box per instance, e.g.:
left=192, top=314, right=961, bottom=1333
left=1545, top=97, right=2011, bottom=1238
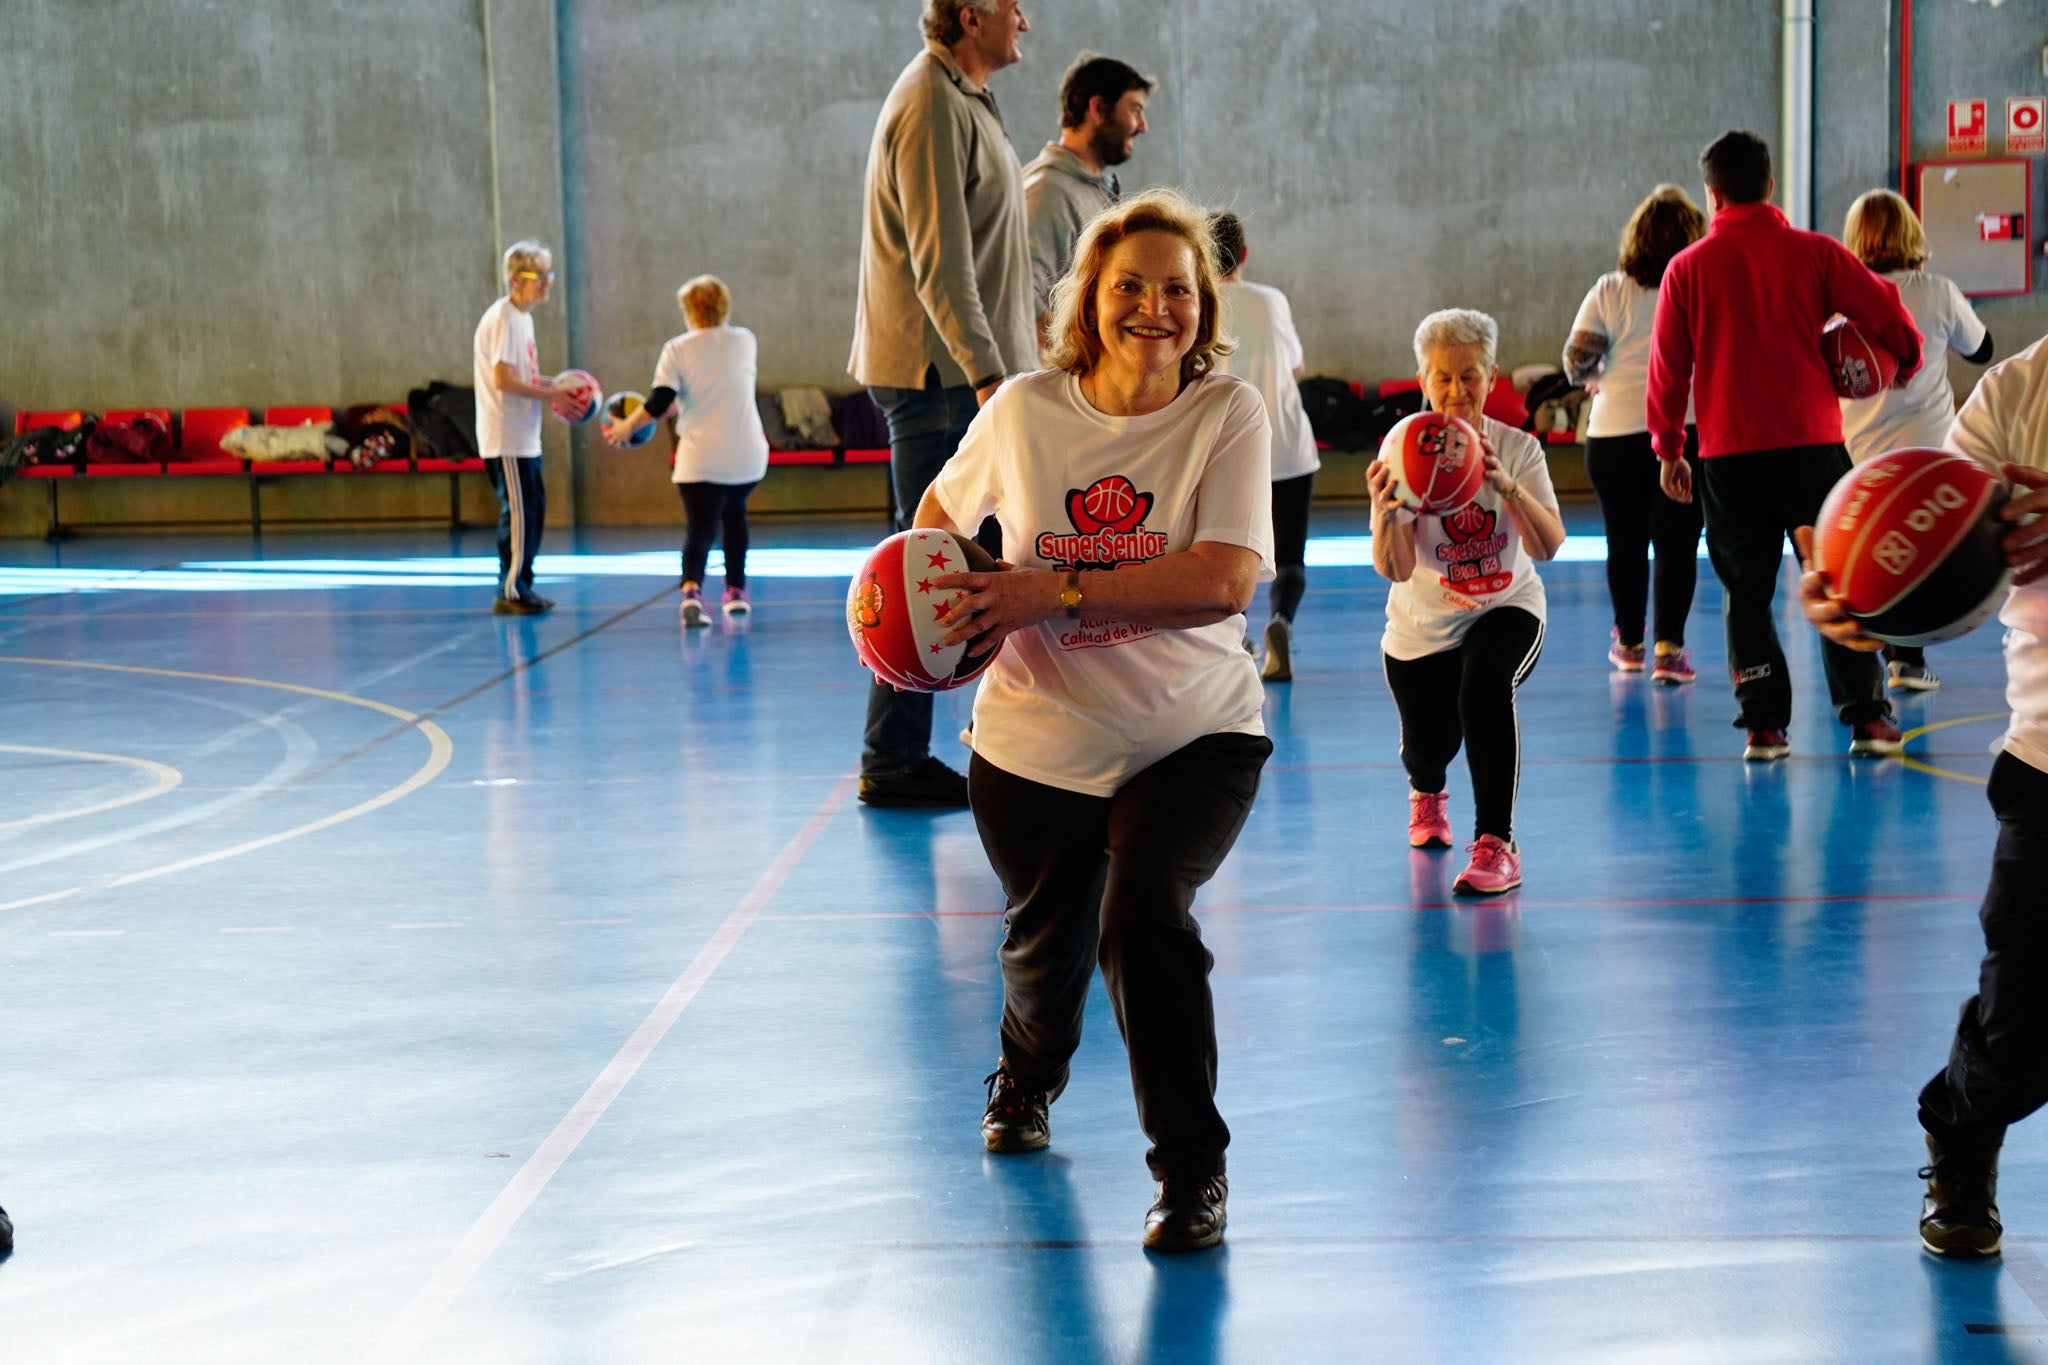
left=1645, top=264, right=1694, bottom=463
left=1824, top=239, right=1925, bottom=384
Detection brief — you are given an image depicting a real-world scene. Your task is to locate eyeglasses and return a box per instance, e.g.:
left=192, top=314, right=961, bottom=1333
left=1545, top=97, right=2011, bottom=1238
left=514, top=270, right=555, bottom=283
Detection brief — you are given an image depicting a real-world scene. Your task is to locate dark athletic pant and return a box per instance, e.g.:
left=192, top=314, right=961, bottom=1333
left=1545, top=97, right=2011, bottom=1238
left=1382, top=607, right=1544, bottom=843
left=1269, top=472, right=1315, bottom=623
left=969, top=731, right=1272, bottom=1181
left=1920, top=753, right=2048, bottom=1156
left=485, top=454, right=546, bottom=604
left=861, top=367, right=980, bottom=778
left=1698, top=445, right=1890, bottom=731
left=1584, top=429, right=1702, bottom=649
left=677, top=479, right=758, bottom=588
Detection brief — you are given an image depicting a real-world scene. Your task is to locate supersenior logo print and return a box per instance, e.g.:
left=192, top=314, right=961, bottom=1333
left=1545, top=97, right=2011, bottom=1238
left=1037, top=474, right=1170, bottom=650
left=1436, top=500, right=1513, bottom=600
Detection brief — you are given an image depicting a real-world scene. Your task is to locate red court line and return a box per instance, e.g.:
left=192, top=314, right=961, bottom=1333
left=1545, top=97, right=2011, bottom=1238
left=365, top=773, right=857, bottom=1363
left=758, top=889, right=1980, bottom=921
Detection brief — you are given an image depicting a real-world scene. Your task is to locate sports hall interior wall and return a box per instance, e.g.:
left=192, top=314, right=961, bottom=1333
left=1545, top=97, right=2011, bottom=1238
left=3, top=0, right=2041, bottom=537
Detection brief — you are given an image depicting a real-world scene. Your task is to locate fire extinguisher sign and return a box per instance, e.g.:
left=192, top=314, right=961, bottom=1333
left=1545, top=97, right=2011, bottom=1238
left=2010, top=98, right=2047, bottom=156
left=1950, top=101, right=1989, bottom=156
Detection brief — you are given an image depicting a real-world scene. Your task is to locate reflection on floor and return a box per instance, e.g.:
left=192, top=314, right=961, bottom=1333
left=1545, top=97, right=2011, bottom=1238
left=0, top=511, right=2037, bottom=1363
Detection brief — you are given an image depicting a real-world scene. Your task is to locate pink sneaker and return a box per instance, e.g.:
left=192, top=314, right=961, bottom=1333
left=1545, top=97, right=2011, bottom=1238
left=1453, top=834, right=1522, bottom=896
left=1651, top=646, right=1695, bottom=686
left=1407, top=789, right=1453, bottom=849
left=1607, top=629, right=1645, bottom=673
left=680, top=585, right=710, bottom=629
left=722, top=585, right=751, bottom=616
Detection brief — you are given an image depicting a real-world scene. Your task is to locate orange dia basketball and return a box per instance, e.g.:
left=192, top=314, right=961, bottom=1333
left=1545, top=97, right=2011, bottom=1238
left=1380, top=411, right=1486, bottom=513
left=847, top=529, right=1004, bottom=692
left=1811, top=446, right=2012, bottom=646
left=1821, top=320, right=1899, bottom=401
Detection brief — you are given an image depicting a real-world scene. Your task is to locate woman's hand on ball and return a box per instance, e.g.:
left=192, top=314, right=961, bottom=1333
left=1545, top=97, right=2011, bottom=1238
left=933, top=563, right=1036, bottom=648
left=1791, top=526, right=1883, bottom=651
left=1999, top=463, right=2048, bottom=586
left=1478, top=433, right=1515, bottom=496
left=1366, top=461, right=1409, bottom=522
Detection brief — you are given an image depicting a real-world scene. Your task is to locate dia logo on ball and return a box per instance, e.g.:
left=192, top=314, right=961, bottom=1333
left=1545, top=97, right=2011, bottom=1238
left=1379, top=411, right=1486, bottom=513
left=847, top=529, right=1004, bottom=692
left=1811, top=446, right=2012, bottom=645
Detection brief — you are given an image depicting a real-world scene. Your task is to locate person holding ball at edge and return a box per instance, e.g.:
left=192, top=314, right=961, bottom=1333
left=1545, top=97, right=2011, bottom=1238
left=1797, top=331, right=2048, bottom=1259
left=914, top=189, right=1273, bottom=1253
left=475, top=239, right=563, bottom=616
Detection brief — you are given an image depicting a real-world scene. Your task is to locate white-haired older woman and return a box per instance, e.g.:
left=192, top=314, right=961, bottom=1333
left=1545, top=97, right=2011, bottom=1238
left=913, top=187, right=1273, bottom=1253
left=1367, top=309, right=1566, bottom=895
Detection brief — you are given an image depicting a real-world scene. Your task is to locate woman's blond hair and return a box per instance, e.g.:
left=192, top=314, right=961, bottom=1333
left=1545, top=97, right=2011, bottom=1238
left=677, top=275, right=731, bottom=328
left=1045, top=188, right=1233, bottom=386
left=1843, top=189, right=1929, bottom=272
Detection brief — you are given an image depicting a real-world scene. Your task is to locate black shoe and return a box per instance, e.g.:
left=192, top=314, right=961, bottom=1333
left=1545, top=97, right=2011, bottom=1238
left=1143, top=1174, right=1227, bottom=1253
left=492, top=595, right=549, bottom=616
left=0, top=1203, right=12, bottom=1254
left=1920, top=1133, right=2001, bottom=1258
left=981, top=1067, right=1050, bottom=1153
left=1260, top=617, right=1293, bottom=683
left=859, top=757, right=970, bottom=809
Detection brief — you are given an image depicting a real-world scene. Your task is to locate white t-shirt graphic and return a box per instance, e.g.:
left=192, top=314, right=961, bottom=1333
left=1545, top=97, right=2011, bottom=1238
left=1217, top=280, right=1320, bottom=480
left=473, top=296, right=542, bottom=458
left=1379, top=416, right=1557, bottom=659
left=931, top=368, right=1274, bottom=796
left=651, top=325, right=771, bottom=485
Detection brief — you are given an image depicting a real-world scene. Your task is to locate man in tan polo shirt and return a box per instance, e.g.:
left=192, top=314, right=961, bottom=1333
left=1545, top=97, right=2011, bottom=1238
left=849, top=0, right=1037, bottom=808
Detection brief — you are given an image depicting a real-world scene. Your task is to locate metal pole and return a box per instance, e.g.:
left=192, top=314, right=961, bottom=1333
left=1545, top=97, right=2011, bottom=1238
left=1781, top=0, right=1815, bottom=228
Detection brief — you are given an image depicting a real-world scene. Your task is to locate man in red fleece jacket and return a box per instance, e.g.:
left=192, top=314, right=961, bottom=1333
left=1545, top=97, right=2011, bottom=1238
left=1648, top=130, right=1924, bottom=762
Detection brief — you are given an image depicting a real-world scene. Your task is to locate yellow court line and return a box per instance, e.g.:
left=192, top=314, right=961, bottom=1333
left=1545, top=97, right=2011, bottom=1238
left=1897, top=711, right=2007, bottom=787
left=0, top=656, right=453, bottom=912
left=0, top=744, right=183, bottom=831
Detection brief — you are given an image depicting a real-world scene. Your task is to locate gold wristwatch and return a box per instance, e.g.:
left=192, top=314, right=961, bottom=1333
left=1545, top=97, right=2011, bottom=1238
left=1058, top=570, right=1083, bottom=619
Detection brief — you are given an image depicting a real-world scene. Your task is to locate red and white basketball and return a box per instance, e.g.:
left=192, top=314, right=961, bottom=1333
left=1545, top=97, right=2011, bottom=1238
left=1811, top=446, right=2012, bottom=645
left=846, top=529, right=1004, bottom=692
left=1821, top=321, right=1899, bottom=401
left=551, top=369, right=603, bottom=425
left=1380, top=411, right=1485, bottom=513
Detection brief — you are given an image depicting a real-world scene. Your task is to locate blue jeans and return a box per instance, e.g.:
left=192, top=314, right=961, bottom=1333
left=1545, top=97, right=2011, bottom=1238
left=861, top=368, right=980, bottom=777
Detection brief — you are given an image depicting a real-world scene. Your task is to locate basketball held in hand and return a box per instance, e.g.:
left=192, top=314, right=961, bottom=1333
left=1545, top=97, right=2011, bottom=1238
left=601, top=391, right=654, bottom=448
left=1379, top=411, right=1486, bottom=513
left=1811, top=446, right=2012, bottom=645
left=1821, top=321, right=1899, bottom=401
left=847, top=529, right=1004, bottom=692
left=550, top=369, right=603, bottom=425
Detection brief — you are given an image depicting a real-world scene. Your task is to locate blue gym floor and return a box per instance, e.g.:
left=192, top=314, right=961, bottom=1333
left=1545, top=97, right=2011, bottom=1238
left=1, top=505, right=2039, bottom=1363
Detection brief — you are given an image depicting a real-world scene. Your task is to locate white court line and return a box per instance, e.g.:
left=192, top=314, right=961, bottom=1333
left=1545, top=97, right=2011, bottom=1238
left=365, top=773, right=857, bottom=1364
left=390, top=922, right=464, bottom=931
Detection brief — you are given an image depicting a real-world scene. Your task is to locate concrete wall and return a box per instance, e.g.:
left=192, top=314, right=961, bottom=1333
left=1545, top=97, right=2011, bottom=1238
left=3, top=0, right=2042, bottom=533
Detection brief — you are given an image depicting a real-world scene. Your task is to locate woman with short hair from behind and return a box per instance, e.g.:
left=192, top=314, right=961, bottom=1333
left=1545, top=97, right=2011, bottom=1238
left=1563, top=185, right=1707, bottom=683
left=1839, top=188, right=1995, bottom=692
left=913, top=187, right=1274, bottom=1252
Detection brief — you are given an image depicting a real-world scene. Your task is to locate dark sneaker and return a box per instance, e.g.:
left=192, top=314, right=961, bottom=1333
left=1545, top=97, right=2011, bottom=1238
left=981, top=1067, right=1050, bottom=1153
left=1143, top=1175, right=1228, bottom=1253
left=492, top=595, right=548, bottom=616
left=1889, top=660, right=1940, bottom=693
left=1920, top=1135, right=2001, bottom=1258
left=1744, top=729, right=1791, bottom=762
left=1849, top=717, right=1903, bottom=757
left=0, top=1203, right=10, bottom=1253
left=859, top=757, right=970, bottom=809
left=1260, top=617, right=1293, bottom=682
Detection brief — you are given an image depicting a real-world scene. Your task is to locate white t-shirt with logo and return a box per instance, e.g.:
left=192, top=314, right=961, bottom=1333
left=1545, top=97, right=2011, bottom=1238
left=1379, top=416, right=1557, bottom=660
left=1217, top=280, right=1321, bottom=480
left=1569, top=270, right=1692, bottom=437
left=473, top=296, right=542, bottom=458
left=651, top=325, right=772, bottom=485
left=1842, top=269, right=1988, bottom=462
left=1943, top=333, right=2048, bottom=775
left=931, top=368, right=1275, bottom=797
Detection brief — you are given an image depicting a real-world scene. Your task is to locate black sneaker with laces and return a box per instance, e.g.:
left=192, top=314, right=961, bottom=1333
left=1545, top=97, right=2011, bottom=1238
left=1920, top=1134, right=2001, bottom=1257
left=1260, top=617, right=1293, bottom=683
left=1143, top=1174, right=1227, bottom=1253
left=859, top=757, right=970, bottom=809
left=0, top=1203, right=12, bottom=1254
left=981, top=1067, right=1050, bottom=1153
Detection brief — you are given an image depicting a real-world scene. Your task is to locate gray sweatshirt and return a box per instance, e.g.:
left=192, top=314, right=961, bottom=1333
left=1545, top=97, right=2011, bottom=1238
left=848, top=42, right=1036, bottom=391
left=1021, top=142, right=1118, bottom=318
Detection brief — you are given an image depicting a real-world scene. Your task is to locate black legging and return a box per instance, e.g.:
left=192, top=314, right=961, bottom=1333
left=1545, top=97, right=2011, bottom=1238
left=1268, top=472, right=1314, bottom=623
left=677, top=479, right=757, bottom=587
left=1583, top=428, right=1702, bottom=649
left=1382, top=606, right=1544, bottom=842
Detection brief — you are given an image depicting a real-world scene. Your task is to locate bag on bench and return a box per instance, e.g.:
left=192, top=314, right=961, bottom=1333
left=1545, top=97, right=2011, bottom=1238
left=84, top=412, right=171, bottom=464
left=406, top=382, right=478, bottom=463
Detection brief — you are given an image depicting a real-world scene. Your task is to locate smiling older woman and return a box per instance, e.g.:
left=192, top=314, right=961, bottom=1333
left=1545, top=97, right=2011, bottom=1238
left=911, top=187, right=1273, bottom=1253
left=1368, top=308, right=1566, bottom=896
